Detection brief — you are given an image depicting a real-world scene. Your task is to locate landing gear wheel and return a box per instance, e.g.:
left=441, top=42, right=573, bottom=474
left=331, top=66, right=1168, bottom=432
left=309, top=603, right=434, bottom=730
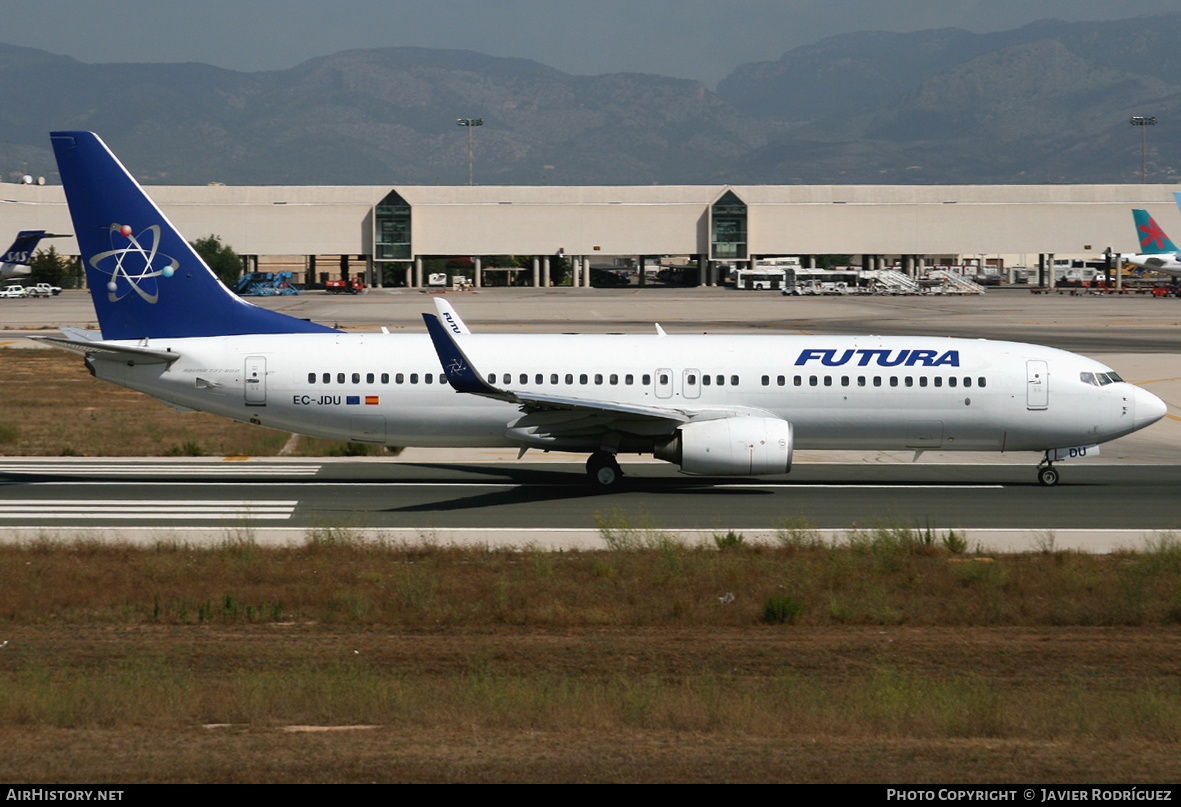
left=1037, top=465, right=1060, bottom=487
left=587, top=452, right=623, bottom=488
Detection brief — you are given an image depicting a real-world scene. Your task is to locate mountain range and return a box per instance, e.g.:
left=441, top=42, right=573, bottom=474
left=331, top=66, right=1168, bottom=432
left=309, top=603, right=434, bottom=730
left=1, top=13, right=1178, bottom=186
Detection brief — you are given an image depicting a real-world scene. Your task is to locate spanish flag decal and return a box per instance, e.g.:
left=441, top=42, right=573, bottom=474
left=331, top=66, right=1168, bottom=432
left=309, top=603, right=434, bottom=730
left=366, top=396, right=379, bottom=405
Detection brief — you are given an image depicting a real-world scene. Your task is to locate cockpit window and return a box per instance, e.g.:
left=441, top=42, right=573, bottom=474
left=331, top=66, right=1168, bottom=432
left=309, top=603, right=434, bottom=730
left=1096, top=373, right=1113, bottom=386
left=1080, top=372, right=1098, bottom=386
left=1106, top=371, right=1124, bottom=383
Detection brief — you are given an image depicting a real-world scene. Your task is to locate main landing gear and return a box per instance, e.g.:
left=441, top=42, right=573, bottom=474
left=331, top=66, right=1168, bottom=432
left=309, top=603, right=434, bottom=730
left=587, top=451, right=623, bottom=488
left=1037, top=452, right=1060, bottom=487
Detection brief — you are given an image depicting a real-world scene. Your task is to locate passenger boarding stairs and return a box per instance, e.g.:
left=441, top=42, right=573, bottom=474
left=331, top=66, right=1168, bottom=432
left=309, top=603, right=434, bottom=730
left=925, top=269, right=986, bottom=294
left=865, top=269, right=923, bottom=295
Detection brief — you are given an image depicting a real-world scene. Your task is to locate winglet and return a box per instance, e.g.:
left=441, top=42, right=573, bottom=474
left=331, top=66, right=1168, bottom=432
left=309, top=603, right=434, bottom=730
left=422, top=313, right=513, bottom=400
left=434, top=298, right=472, bottom=334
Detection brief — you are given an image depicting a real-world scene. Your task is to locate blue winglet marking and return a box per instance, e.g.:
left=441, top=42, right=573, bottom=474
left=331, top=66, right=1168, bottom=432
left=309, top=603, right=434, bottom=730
left=422, top=313, right=501, bottom=396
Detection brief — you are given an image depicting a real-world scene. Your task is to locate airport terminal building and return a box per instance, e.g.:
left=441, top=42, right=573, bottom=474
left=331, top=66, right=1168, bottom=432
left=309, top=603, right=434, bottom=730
left=4, top=181, right=1180, bottom=288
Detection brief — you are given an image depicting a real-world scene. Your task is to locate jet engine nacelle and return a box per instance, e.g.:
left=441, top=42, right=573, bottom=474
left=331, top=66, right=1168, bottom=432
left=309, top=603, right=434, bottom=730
left=655, top=416, right=793, bottom=476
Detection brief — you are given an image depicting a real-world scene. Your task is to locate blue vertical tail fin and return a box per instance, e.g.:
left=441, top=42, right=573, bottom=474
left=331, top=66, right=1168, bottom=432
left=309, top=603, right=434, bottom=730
left=50, top=131, right=336, bottom=340
left=0, top=230, right=51, bottom=278
left=1132, top=209, right=1179, bottom=254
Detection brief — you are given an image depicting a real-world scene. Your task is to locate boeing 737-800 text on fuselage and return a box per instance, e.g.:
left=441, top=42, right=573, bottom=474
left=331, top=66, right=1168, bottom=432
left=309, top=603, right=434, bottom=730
left=40, top=132, right=1167, bottom=487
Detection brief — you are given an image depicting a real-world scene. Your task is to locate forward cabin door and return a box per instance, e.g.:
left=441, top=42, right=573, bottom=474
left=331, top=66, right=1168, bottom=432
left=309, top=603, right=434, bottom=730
left=1026, top=360, right=1048, bottom=410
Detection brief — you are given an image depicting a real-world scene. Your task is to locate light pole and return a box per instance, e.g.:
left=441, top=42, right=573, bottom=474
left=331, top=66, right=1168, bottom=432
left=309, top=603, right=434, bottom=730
left=1130, top=116, right=1155, bottom=183
left=456, top=118, right=483, bottom=185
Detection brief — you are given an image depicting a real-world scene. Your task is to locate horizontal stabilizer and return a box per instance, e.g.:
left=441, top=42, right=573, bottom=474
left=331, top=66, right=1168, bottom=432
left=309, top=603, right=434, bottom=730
left=33, top=334, right=181, bottom=364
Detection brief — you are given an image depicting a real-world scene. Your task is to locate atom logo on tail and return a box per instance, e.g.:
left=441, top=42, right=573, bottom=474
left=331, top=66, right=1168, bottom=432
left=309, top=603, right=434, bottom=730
left=89, top=223, right=178, bottom=304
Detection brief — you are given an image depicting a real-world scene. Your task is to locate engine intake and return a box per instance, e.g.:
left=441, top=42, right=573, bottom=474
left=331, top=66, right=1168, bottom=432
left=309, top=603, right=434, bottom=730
left=654, top=416, right=793, bottom=476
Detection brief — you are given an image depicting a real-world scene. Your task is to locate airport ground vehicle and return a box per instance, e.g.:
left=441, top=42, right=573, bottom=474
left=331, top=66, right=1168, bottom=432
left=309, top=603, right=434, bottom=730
left=325, top=277, right=364, bottom=294
left=0, top=284, right=28, bottom=298
left=235, top=272, right=299, bottom=296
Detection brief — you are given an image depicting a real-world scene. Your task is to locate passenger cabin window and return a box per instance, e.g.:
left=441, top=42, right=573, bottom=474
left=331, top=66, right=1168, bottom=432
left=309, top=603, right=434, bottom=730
left=308, top=373, right=316, bottom=384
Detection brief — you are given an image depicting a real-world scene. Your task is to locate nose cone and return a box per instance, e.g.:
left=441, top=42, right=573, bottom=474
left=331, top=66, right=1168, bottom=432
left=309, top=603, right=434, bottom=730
left=1134, top=386, right=1168, bottom=430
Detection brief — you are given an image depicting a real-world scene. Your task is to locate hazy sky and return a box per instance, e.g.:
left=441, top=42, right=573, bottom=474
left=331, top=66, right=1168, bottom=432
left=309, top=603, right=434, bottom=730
left=7, top=0, right=1181, bottom=84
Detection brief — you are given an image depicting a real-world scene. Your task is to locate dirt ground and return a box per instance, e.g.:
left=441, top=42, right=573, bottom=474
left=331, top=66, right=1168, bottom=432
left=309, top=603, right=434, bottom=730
left=2, top=624, right=1179, bottom=783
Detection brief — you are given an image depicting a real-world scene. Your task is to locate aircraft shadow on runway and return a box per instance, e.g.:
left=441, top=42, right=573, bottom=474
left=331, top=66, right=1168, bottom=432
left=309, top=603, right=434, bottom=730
left=377, top=462, right=773, bottom=514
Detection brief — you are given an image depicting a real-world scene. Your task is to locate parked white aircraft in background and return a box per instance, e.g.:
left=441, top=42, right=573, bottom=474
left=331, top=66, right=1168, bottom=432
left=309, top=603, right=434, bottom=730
left=40, top=131, right=1167, bottom=487
left=1124, top=209, right=1181, bottom=276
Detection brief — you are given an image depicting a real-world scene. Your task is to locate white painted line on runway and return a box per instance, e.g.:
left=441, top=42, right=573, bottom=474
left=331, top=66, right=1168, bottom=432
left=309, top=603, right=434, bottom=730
left=727, top=484, right=1007, bottom=489
left=0, top=464, right=320, bottom=476
left=4, top=481, right=1009, bottom=491
left=0, top=500, right=298, bottom=520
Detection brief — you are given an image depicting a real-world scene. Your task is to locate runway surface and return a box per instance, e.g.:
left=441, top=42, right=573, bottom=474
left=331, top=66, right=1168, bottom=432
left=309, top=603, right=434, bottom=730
left=1, top=458, right=1178, bottom=551
left=4, top=288, right=1181, bottom=549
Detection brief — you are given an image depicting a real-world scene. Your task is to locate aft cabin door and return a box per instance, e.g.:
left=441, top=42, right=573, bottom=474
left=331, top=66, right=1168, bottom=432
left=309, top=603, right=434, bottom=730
left=244, top=356, right=267, bottom=406
left=1026, top=360, right=1048, bottom=410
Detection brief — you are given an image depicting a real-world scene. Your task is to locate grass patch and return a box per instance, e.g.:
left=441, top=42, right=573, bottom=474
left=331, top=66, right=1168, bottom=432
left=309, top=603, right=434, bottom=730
left=3, top=533, right=1181, bottom=629
left=0, top=350, right=391, bottom=456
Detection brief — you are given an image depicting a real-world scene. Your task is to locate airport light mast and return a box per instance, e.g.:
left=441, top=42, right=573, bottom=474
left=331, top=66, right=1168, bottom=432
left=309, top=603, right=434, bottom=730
left=457, top=118, right=483, bottom=185
left=1130, top=116, right=1155, bottom=183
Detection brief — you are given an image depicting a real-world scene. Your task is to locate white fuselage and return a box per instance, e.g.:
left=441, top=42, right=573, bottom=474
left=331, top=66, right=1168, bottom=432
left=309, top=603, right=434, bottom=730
left=87, top=331, right=1158, bottom=457
left=1125, top=253, right=1181, bottom=275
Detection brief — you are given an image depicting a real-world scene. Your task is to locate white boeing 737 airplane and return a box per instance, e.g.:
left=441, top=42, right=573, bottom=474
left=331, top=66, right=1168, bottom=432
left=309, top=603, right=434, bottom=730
left=41, top=131, right=1167, bottom=487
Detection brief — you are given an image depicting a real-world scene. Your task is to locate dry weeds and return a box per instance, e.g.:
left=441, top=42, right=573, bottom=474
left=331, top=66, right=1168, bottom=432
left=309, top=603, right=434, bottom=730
left=0, top=350, right=374, bottom=456
left=1, top=539, right=1180, bottom=782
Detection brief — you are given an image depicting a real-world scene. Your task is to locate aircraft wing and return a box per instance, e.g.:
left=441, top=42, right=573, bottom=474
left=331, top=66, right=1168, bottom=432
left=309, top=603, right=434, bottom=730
left=422, top=313, right=775, bottom=436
